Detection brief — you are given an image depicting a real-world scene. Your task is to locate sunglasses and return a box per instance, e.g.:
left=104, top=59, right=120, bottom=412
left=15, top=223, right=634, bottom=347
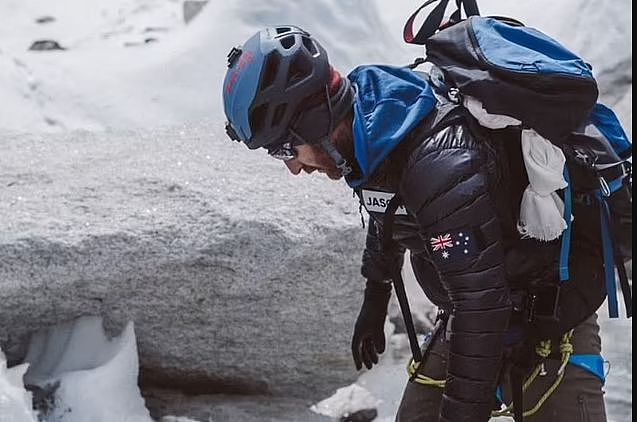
left=268, top=142, right=297, bottom=161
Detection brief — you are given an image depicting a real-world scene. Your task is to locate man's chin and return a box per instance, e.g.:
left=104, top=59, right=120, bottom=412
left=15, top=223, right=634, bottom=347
left=326, top=171, right=342, bottom=180
left=318, top=168, right=342, bottom=180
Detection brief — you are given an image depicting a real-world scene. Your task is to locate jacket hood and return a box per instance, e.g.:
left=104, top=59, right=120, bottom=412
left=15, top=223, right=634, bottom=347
left=345, top=65, right=437, bottom=188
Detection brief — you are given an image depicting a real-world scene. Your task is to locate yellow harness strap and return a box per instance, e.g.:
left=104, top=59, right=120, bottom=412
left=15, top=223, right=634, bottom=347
left=406, top=330, right=575, bottom=418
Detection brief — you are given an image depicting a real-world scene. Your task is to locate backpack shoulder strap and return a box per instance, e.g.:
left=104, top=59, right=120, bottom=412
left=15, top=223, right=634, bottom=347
left=382, top=194, right=423, bottom=363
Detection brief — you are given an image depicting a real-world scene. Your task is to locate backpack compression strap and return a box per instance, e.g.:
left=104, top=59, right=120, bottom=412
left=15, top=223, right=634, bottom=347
left=403, top=0, right=480, bottom=44
left=596, top=175, right=633, bottom=318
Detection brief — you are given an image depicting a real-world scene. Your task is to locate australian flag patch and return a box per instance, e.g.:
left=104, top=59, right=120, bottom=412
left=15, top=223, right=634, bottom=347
left=428, top=228, right=479, bottom=270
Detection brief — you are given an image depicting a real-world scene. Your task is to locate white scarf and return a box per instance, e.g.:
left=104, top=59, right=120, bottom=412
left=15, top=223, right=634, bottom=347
left=463, top=96, right=570, bottom=241
left=518, top=129, right=569, bottom=241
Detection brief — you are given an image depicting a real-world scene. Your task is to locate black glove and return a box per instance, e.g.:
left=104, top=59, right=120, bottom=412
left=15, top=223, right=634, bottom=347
left=351, top=280, right=392, bottom=370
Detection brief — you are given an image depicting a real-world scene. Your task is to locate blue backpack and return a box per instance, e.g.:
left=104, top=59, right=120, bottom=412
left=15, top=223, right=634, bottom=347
left=403, top=0, right=632, bottom=321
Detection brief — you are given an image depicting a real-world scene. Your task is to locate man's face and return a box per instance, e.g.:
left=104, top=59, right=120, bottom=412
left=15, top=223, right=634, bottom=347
left=284, top=144, right=342, bottom=180
left=282, top=117, right=350, bottom=181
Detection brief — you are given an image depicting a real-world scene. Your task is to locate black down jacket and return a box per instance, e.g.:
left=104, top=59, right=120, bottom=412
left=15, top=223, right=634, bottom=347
left=355, top=111, right=513, bottom=422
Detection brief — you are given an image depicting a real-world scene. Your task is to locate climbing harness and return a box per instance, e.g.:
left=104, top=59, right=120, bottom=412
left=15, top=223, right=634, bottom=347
left=406, top=330, right=577, bottom=419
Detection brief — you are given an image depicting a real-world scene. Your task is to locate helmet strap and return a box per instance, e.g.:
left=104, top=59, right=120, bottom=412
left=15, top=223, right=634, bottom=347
left=323, top=83, right=352, bottom=177
left=289, top=128, right=352, bottom=177
left=320, top=137, right=352, bottom=177
left=287, top=77, right=354, bottom=177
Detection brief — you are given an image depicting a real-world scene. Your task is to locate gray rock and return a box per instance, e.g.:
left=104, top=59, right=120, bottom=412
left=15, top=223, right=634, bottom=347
left=35, top=16, right=56, bottom=25
left=28, top=40, right=65, bottom=51
left=0, top=123, right=366, bottom=399
left=341, top=408, right=378, bottom=422
left=183, top=1, right=208, bottom=24
left=147, top=388, right=333, bottom=422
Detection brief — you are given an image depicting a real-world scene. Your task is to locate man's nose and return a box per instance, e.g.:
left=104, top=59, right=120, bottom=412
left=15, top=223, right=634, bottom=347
left=285, top=159, right=303, bottom=175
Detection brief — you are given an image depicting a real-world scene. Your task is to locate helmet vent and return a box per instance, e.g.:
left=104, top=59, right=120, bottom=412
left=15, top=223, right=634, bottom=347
left=280, top=35, right=296, bottom=50
left=300, top=92, right=324, bottom=110
left=260, top=53, right=280, bottom=90
left=272, top=103, right=287, bottom=127
left=249, top=104, right=268, bottom=134
left=276, top=27, right=291, bottom=34
left=302, top=36, right=318, bottom=56
left=287, top=53, right=312, bottom=86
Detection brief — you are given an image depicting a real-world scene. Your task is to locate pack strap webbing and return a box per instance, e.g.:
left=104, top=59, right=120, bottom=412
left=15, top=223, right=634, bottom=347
left=561, top=167, right=631, bottom=319
left=382, top=194, right=423, bottom=363
left=559, top=167, right=573, bottom=282
left=403, top=0, right=480, bottom=45
left=595, top=175, right=632, bottom=318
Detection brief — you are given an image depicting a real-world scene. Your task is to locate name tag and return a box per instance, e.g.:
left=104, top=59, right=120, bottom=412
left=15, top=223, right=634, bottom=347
left=361, top=189, right=408, bottom=215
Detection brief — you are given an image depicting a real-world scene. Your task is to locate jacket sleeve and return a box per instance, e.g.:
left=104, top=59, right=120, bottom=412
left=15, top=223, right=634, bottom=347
left=401, top=125, right=511, bottom=422
left=361, top=216, right=405, bottom=282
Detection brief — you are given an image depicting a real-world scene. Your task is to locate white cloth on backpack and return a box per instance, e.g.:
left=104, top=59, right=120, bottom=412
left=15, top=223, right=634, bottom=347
left=463, top=95, right=521, bottom=129
left=518, top=129, right=569, bottom=241
left=462, top=96, right=569, bottom=241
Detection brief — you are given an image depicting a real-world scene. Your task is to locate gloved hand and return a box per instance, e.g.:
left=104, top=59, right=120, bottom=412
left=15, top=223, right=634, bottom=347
left=351, top=280, right=392, bottom=370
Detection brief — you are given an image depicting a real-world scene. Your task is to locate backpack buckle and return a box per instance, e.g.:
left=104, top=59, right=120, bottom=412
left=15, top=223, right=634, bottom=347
left=599, top=176, right=611, bottom=197
left=527, top=284, right=561, bottom=322
left=448, top=87, right=462, bottom=104
left=625, top=161, right=632, bottom=193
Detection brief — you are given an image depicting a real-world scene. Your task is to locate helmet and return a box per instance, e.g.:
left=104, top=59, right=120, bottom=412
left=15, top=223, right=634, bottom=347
left=223, top=26, right=332, bottom=150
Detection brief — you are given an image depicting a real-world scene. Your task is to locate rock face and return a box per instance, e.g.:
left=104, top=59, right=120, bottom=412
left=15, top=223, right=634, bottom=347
left=183, top=1, right=208, bottom=24
left=0, top=123, right=366, bottom=399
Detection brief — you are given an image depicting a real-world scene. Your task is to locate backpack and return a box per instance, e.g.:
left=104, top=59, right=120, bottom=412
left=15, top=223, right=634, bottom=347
left=383, top=3, right=632, bottom=420
left=401, top=0, right=633, bottom=324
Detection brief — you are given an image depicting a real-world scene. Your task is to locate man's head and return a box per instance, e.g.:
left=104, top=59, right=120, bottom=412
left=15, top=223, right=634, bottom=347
left=279, top=113, right=354, bottom=180
left=222, top=26, right=354, bottom=178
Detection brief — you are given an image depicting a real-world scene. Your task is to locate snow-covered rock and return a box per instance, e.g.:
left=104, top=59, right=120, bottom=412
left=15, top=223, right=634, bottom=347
left=22, top=316, right=153, bottom=422
left=0, top=122, right=365, bottom=399
left=310, top=383, right=380, bottom=420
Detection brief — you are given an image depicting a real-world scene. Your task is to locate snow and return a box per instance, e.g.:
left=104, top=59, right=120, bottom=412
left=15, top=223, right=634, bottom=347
left=159, top=417, right=201, bottom=422
left=310, top=383, right=381, bottom=419
left=0, top=351, right=38, bottom=422
left=0, top=0, right=401, bottom=133
left=22, top=316, right=153, bottom=422
left=0, top=0, right=631, bottom=421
